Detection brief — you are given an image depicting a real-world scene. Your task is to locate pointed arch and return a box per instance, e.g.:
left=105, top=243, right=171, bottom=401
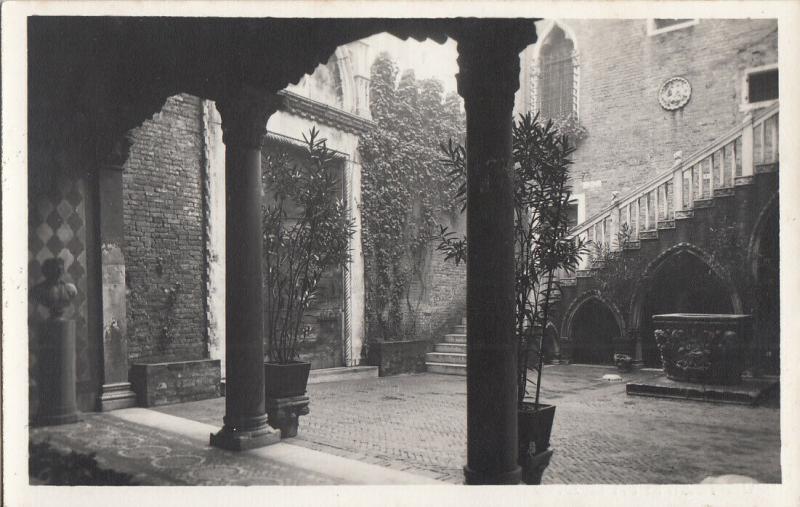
left=333, top=46, right=358, bottom=115
left=531, top=20, right=580, bottom=120
left=748, top=192, right=779, bottom=279
left=561, top=289, right=626, bottom=342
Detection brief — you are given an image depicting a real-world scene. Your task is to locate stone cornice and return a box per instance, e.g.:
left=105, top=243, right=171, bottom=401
left=277, top=90, right=375, bottom=135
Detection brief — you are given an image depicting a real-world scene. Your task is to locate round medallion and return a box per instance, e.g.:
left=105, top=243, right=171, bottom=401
left=658, top=77, right=692, bottom=111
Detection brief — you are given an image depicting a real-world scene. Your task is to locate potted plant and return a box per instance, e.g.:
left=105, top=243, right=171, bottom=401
left=262, top=127, right=356, bottom=401
left=438, top=113, right=585, bottom=484
left=614, top=353, right=634, bottom=373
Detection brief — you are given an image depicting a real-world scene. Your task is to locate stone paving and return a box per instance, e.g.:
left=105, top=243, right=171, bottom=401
left=29, top=412, right=340, bottom=485
left=155, top=365, right=782, bottom=485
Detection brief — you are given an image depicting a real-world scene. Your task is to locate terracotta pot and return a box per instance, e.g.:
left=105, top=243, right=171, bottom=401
left=264, top=361, right=311, bottom=398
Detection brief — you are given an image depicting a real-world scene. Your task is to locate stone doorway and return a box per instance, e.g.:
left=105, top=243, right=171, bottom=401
left=570, top=298, right=619, bottom=365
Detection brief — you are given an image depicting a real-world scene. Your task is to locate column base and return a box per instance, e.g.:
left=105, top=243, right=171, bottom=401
left=266, top=395, right=310, bottom=438
left=463, top=464, right=521, bottom=485
left=99, top=382, right=138, bottom=411
left=210, top=423, right=280, bottom=451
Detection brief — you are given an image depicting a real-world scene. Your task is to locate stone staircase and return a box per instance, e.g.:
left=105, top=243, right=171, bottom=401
left=426, top=317, right=467, bottom=376
left=564, top=103, right=779, bottom=268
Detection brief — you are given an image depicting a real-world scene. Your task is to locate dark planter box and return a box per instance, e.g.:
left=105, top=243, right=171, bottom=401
left=518, top=403, right=556, bottom=456
left=264, top=361, right=311, bottom=398
left=367, top=339, right=431, bottom=376
left=130, top=359, right=220, bottom=407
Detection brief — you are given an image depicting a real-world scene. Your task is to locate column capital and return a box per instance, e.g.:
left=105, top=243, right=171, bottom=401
left=96, top=132, right=134, bottom=172
left=217, top=87, right=283, bottom=149
left=454, top=25, right=534, bottom=109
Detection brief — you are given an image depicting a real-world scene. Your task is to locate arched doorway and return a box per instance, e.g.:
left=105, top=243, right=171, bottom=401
left=751, top=197, right=779, bottom=373
left=570, top=298, right=620, bottom=365
left=639, top=250, right=735, bottom=366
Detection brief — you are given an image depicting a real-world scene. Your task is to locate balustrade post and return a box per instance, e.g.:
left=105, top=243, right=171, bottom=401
left=741, top=114, right=755, bottom=178
left=673, top=171, right=683, bottom=213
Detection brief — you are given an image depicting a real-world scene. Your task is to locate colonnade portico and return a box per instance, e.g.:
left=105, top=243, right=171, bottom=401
left=27, top=17, right=539, bottom=484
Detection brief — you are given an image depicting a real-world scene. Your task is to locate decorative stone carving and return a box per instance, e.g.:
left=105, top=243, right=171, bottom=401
left=217, top=87, right=283, bottom=149
left=658, top=77, right=692, bottom=111
left=33, top=258, right=77, bottom=318
left=96, top=133, right=134, bottom=171
left=266, top=395, right=310, bottom=438
left=32, top=258, right=80, bottom=425
left=653, top=313, right=751, bottom=385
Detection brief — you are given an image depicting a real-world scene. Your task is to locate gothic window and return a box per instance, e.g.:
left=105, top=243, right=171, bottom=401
left=536, top=25, right=577, bottom=121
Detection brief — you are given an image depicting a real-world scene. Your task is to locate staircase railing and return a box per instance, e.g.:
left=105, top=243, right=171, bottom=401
left=562, top=102, right=779, bottom=274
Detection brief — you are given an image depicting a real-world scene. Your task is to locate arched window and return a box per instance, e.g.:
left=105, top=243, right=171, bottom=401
left=534, top=25, right=577, bottom=121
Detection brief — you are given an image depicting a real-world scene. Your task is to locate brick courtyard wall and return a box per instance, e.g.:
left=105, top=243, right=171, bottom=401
left=524, top=19, right=778, bottom=218
left=404, top=211, right=467, bottom=341
left=129, top=359, right=220, bottom=406
left=123, top=94, right=208, bottom=363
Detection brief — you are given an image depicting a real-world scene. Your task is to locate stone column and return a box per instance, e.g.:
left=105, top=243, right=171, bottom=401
left=210, top=87, right=282, bottom=451
left=456, top=31, right=525, bottom=485
left=95, top=133, right=137, bottom=411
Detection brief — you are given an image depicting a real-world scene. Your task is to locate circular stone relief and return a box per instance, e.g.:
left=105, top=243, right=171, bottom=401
left=658, top=77, right=692, bottom=111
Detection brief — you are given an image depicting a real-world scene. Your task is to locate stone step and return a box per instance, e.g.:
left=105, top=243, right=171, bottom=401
left=426, top=362, right=467, bottom=376
left=308, top=366, right=379, bottom=385
left=461, top=316, right=467, bottom=326
left=452, top=324, right=466, bottom=334
left=435, top=342, right=467, bottom=354
left=443, top=333, right=466, bottom=344
left=425, top=352, right=466, bottom=365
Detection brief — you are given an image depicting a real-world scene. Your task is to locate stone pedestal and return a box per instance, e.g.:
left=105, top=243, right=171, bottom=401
left=266, top=395, right=310, bottom=438
left=520, top=449, right=554, bottom=485
left=33, top=258, right=81, bottom=426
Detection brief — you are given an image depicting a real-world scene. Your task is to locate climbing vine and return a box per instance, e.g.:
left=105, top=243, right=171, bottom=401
left=358, top=53, right=465, bottom=344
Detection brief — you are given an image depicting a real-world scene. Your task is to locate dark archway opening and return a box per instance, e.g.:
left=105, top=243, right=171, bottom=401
left=571, top=298, right=619, bottom=365
left=641, top=251, right=733, bottom=366
left=754, top=204, right=779, bottom=373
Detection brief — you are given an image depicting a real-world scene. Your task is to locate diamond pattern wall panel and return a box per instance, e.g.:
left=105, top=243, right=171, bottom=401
left=28, top=173, right=92, bottom=413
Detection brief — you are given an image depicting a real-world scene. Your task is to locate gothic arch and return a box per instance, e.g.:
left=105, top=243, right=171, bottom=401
left=628, top=242, right=743, bottom=332
left=333, top=46, right=358, bottom=115
left=747, top=192, right=779, bottom=280
left=532, top=20, right=580, bottom=60
left=561, top=289, right=626, bottom=341
left=531, top=20, right=580, bottom=120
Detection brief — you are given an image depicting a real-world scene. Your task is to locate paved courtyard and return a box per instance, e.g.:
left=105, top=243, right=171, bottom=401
left=153, top=365, right=781, bottom=485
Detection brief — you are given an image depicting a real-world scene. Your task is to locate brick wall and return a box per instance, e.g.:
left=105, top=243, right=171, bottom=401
left=525, top=19, right=778, bottom=218
left=404, top=211, right=467, bottom=341
left=130, top=359, right=220, bottom=406
left=123, top=94, right=208, bottom=363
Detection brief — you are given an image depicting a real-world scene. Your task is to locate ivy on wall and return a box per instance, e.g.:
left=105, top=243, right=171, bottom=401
left=358, top=53, right=466, bottom=343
